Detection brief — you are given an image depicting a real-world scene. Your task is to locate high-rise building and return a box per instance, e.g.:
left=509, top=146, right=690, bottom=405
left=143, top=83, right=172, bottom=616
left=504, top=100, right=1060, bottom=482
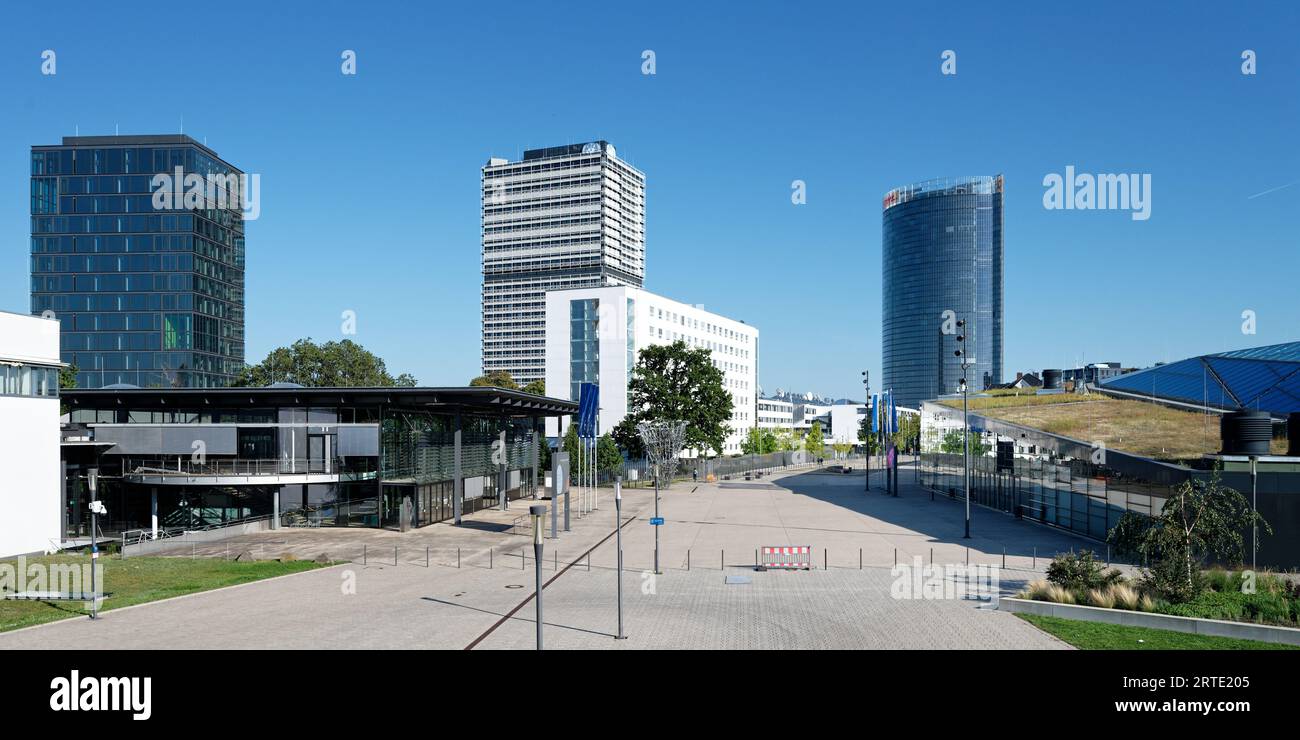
left=882, top=176, right=1003, bottom=407
left=30, top=135, right=246, bottom=388
left=481, top=141, right=645, bottom=386
left=543, top=286, right=757, bottom=455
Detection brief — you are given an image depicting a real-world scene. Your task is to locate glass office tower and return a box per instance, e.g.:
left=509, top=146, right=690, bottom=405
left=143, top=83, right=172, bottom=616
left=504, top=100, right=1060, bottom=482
left=882, top=176, right=1003, bottom=407
left=30, top=135, right=246, bottom=388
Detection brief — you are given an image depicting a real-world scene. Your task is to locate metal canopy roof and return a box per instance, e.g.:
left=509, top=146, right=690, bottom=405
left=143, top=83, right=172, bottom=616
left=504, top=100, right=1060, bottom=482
left=1100, top=341, right=1300, bottom=416
left=62, top=386, right=578, bottom=416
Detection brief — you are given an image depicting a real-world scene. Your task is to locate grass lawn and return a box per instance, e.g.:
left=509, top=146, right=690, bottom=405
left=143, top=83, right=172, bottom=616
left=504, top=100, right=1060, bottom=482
left=0, top=554, right=330, bottom=633
left=941, top=395, right=1286, bottom=461
left=1017, top=613, right=1300, bottom=650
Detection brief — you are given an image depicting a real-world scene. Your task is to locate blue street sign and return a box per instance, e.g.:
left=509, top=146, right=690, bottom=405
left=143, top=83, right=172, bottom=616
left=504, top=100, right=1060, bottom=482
left=649, top=517, right=664, bottom=526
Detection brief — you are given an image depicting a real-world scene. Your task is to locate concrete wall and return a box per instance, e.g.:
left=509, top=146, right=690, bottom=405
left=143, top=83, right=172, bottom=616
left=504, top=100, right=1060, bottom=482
left=1000, top=596, right=1300, bottom=647
left=123, top=517, right=273, bottom=557
left=0, top=312, right=62, bottom=557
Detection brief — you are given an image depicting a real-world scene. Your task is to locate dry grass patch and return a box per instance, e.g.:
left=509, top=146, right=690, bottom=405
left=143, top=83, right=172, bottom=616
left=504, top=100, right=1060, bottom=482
left=946, top=396, right=1285, bottom=461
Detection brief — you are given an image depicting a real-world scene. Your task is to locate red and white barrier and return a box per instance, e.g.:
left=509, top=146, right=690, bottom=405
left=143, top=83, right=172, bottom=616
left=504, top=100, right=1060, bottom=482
left=761, top=545, right=812, bottom=569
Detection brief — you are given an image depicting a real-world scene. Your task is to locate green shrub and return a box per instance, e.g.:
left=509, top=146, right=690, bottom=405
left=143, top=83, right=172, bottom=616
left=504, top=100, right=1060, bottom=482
left=1046, top=549, right=1123, bottom=591
left=1159, top=589, right=1297, bottom=626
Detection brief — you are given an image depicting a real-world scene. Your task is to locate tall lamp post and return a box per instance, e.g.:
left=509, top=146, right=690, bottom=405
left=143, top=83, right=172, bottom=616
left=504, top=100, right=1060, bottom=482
left=954, top=319, right=973, bottom=539
left=861, top=371, right=870, bottom=491
left=87, top=468, right=101, bottom=620
left=530, top=504, right=546, bottom=650
left=614, top=475, right=626, bottom=640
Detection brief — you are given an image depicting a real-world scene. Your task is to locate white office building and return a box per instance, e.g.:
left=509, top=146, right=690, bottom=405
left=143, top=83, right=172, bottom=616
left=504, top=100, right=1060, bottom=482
left=482, top=141, right=646, bottom=385
left=757, top=397, right=794, bottom=429
left=544, top=287, right=758, bottom=455
left=0, top=311, right=63, bottom=557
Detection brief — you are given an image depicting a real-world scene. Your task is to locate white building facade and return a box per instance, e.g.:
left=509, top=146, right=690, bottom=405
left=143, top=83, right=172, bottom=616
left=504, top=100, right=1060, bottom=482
left=757, top=397, right=794, bottom=429
left=0, top=311, right=63, bottom=557
left=544, top=287, right=758, bottom=455
left=481, top=141, right=646, bottom=385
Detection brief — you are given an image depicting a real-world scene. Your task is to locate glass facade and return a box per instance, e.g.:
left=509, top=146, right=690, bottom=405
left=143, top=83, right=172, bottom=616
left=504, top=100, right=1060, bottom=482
left=63, top=389, right=560, bottom=536
left=569, top=298, right=600, bottom=401
left=1101, top=341, right=1300, bottom=415
left=0, top=361, right=61, bottom=398
left=30, top=135, right=246, bottom=388
left=882, top=176, right=1004, bottom=407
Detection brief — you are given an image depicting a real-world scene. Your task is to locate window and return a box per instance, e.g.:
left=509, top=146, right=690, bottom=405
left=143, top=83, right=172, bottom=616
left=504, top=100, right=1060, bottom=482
left=0, top=362, right=60, bottom=399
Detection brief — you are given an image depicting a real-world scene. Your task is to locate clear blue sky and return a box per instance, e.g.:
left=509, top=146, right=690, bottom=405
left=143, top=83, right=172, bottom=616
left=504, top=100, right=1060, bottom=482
left=2, top=1, right=1297, bottom=400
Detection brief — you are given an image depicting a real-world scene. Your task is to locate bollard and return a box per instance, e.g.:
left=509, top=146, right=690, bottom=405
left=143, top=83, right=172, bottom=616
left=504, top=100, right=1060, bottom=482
left=1002, top=546, right=1006, bottom=569
left=965, top=546, right=969, bottom=566
left=522, top=548, right=526, bottom=571
left=394, top=545, right=398, bottom=567
left=457, top=547, right=461, bottom=569
left=861, top=548, right=863, bottom=570
left=1033, top=546, right=1037, bottom=569
left=554, top=551, right=558, bottom=571
left=426, top=546, right=429, bottom=568
left=688, top=549, right=691, bottom=571
left=929, top=547, right=933, bottom=565
left=587, top=553, right=590, bottom=572
left=363, top=544, right=367, bottom=565
left=893, top=548, right=896, bottom=567
left=721, top=549, right=724, bottom=570
left=490, top=548, right=494, bottom=569
left=824, top=549, right=827, bottom=570
left=755, top=548, right=758, bottom=567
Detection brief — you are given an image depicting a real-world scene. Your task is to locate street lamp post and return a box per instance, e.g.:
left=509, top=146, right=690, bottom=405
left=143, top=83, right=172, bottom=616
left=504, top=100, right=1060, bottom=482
left=861, top=371, right=869, bottom=492
left=653, top=469, right=661, bottom=575
left=615, top=475, right=626, bottom=640
left=87, top=468, right=100, bottom=620
left=530, top=504, right=546, bottom=650
left=954, top=319, right=972, bottom=539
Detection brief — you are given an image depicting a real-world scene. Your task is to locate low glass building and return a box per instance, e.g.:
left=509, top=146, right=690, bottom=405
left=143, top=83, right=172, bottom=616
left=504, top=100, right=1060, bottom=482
left=60, top=385, right=574, bottom=540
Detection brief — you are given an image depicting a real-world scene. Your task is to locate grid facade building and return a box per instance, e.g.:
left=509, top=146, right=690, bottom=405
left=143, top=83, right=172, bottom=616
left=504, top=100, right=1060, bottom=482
left=481, top=141, right=645, bottom=385
left=882, top=176, right=1003, bottom=407
left=30, top=134, right=246, bottom=388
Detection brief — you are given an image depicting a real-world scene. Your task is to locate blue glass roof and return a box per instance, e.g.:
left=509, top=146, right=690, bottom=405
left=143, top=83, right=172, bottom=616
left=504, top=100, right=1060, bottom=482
left=1100, top=341, right=1300, bottom=415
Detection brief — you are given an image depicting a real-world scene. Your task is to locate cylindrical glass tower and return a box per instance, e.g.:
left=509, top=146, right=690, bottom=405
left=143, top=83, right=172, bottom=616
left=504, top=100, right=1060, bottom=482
left=882, top=176, right=1003, bottom=407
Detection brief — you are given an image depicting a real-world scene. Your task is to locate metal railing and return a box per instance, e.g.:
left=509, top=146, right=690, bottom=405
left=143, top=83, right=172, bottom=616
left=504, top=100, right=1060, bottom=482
left=122, top=457, right=346, bottom=477
left=119, top=512, right=274, bottom=551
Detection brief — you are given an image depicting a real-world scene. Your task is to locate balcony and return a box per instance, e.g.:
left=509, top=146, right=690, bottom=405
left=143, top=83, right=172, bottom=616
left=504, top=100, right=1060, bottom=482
left=120, top=457, right=377, bottom=486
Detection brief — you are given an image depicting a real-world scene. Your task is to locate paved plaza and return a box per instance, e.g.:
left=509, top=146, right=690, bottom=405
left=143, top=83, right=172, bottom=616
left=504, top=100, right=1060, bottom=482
left=0, top=465, right=1102, bottom=650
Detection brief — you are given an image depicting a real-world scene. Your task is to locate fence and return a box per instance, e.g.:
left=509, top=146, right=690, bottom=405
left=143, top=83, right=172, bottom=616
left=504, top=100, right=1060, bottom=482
left=918, top=452, right=1165, bottom=542
left=569, top=453, right=819, bottom=490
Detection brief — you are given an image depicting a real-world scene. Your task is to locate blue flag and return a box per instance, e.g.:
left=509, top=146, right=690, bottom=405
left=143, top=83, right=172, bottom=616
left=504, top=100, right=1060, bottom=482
left=889, top=390, right=898, bottom=434
left=577, top=382, right=599, bottom=438
left=871, top=394, right=879, bottom=435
